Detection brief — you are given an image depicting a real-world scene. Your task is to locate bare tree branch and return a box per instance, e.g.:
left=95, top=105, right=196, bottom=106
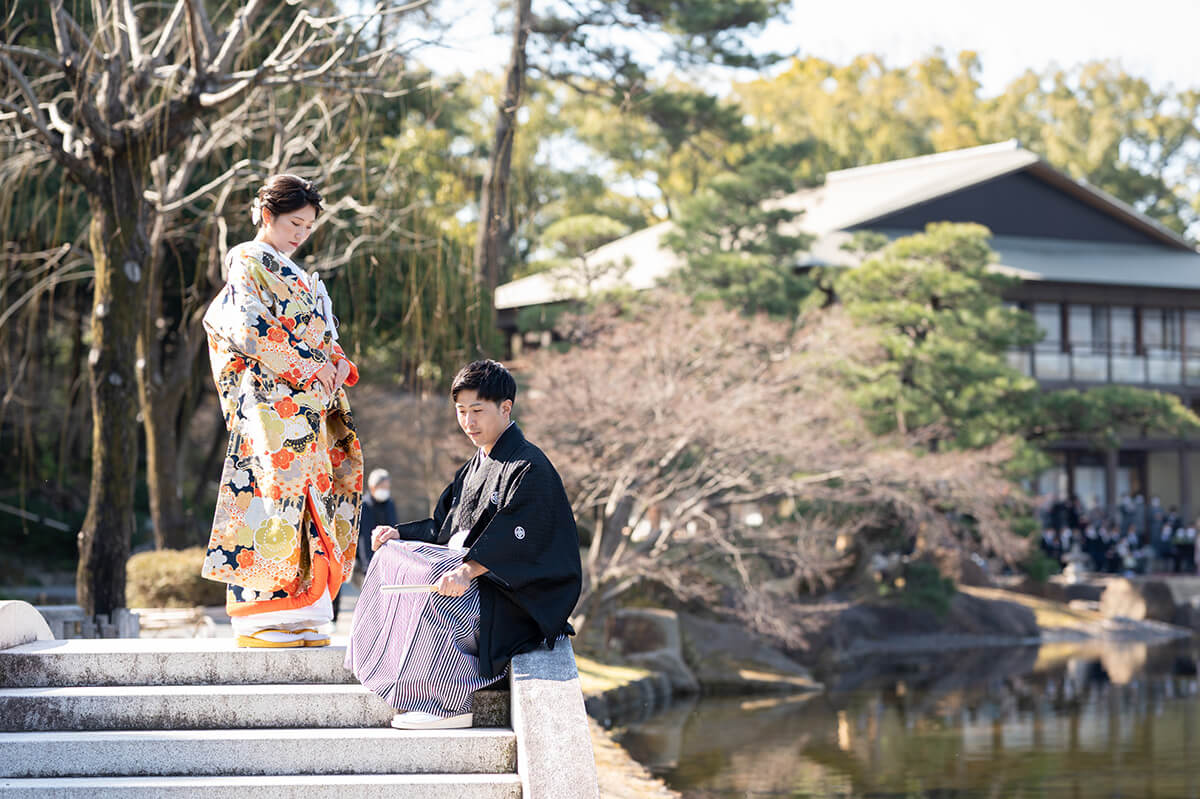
left=210, top=0, right=267, bottom=76
left=0, top=99, right=97, bottom=188
left=149, top=0, right=187, bottom=66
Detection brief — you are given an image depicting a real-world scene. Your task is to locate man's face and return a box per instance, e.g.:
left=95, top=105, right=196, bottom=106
left=455, top=389, right=512, bottom=452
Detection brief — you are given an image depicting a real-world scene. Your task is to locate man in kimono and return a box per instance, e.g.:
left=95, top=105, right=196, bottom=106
left=345, top=359, right=582, bottom=730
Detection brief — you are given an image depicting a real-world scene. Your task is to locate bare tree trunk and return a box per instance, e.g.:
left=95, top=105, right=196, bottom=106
left=142, top=385, right=192, bottom=548
left=473, top=0, right=531, bottom=294
left=588, top=493, right=634, bottom=572
left=76, top=165, right=147, bottom=617
left=138, top=211, right=209, bottom=549
left=191, top=398, right=228, bottom=511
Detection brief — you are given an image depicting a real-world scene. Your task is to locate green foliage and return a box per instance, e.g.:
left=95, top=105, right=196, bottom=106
left=126, top=548, right=226, bottom=608
left=1031, top=386, right=1200, bottom=447
left=665, top=143, right=815, bottom=315
left=835, top=223, right=1200, bottom=452
left=1022, top=551, right=1061, bottom=584
left=878, top=560, right=958, bottom=616
left=737, top=53, right=1200, bottom=237
left=835, top=223, right=1041, bottom=446
left=516, top=303, right=568, bottom=334
left=540, top=214, right=631, bottom=258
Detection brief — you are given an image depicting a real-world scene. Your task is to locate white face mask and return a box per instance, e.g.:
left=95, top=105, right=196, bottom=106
left=372, top=489, right=390, bottom=502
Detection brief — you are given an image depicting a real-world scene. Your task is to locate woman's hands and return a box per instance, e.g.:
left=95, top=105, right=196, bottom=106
left=334, top=358, right=352, bottom=391
left=372, top=525, right=399, bottom=551
left=312, top=359, right=351, bottom=395
left=314, top=361, right=338, bottom=394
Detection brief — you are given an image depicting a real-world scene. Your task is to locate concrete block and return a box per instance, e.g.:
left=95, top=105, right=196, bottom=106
left=0, top=602, right=53, bottom=651
left=510, top=640, right=599, bottom=799
left=0, top=728, right=516, bottom=778
left=0, top=774, right=522, bottom=799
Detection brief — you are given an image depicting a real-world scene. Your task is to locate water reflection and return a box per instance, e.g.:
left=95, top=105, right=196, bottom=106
left=614, top=640, right=1200, bottom=798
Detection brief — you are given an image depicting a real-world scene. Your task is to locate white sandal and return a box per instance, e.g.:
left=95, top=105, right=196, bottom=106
left=390, top=711, right=473, bottom=730
left=235, top=628, right=305, bottom=648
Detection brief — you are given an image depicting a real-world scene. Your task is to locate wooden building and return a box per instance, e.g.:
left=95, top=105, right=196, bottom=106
left=494, top=141, right=1200, bottom=517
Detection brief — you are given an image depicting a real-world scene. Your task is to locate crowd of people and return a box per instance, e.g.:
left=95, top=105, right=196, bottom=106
left=1037, top=494, right=1200, bottom=576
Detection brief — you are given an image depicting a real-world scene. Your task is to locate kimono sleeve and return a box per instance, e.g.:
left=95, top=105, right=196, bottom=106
left=204, top=248, right=327, bottom=390
left=331, top=343, right=359, bottom=387
left=466, top=462, right=578, bottom=593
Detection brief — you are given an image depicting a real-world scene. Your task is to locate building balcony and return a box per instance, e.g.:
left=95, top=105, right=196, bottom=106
left=1009, top=349, right=1198, bottom=390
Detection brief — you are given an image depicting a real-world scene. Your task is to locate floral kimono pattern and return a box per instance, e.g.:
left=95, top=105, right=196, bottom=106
left=201, top=241, right=363, bottom=617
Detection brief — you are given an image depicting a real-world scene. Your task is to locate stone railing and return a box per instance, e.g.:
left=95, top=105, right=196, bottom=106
left=510, top=639, right=600, bottom=799
left=0, top=601, right=53, bottom=649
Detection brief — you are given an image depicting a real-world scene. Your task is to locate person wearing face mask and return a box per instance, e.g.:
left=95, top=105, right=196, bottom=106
left=357, top=470, right=398, bottom=576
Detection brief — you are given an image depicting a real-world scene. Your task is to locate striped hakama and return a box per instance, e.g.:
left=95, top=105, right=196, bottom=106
left=344, top=540, right=503, bottom=716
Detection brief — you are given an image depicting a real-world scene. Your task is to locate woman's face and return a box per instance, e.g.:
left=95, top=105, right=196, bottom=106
left=259, top=204, right=317, bottom=256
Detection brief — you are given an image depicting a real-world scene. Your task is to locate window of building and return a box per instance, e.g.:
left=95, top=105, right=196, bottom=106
left=1110, top=306, right=1144, bottom=383
left=1003, top=301, right=1032, bottom=376
left=1185, top=311, right=1200, bottom=384
left=1033, top=302, right=1069, bottom=380
left=1068, top=304, right=1108, bottom=381
left=1143, top=308, right=1182, bottom=384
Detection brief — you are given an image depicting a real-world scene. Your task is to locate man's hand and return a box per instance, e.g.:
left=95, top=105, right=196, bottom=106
left=434, top=561, right=489, bottom=597
left=371, top=525, right=399, bottom=551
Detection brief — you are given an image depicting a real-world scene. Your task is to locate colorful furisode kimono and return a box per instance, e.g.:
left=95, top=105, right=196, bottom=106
left=201, top=241, right=363, bottom=635
left=346, top=423, right=581, bottom=716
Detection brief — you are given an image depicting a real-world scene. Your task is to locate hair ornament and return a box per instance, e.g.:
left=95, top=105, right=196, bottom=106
left=250, top=196, right=262, bottom=225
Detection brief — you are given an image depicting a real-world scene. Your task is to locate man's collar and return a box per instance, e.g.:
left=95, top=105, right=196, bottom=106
left=482, top=421, right=522, bottom=460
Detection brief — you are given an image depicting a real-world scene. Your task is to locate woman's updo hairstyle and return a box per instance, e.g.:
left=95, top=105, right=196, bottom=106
left=251, top=174, right=322, bottom=226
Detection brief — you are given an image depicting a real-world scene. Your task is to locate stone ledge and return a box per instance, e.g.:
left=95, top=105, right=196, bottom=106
left=510, top=640, right=599, bottom=799
left=0, top=602, right=52, bottom=651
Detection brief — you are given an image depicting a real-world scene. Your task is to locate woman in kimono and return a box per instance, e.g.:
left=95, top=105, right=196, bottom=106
left=201, top=174, right=364, bottom=648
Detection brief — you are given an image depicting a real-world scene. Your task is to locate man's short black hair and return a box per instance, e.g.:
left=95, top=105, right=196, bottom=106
left=451, top=359, right=516, bottom=405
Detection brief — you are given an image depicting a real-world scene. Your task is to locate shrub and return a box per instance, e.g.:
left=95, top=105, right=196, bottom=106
left=1022, top=550, right=1061, bottom=584
left=877, top=560, right=958, bottom=616
left=126, top=547, right=225, bottom=608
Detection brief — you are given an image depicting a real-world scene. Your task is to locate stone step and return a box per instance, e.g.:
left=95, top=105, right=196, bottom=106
left=0, top=638, right=356, bottom=687
left=0, top=774, right=522, bottom=799
left=0, top=683, right=509, bottom=732
left=0, top=728, right=516, bottom=778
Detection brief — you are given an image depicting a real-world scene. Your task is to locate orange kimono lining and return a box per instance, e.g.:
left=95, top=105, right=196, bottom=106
left=226, top=483, right=347, bottom=618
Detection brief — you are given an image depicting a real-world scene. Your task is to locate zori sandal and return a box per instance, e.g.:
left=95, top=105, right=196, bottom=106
left=236, top=628, right=306, bottom=648
left=297, top=627, right=331, bottom=647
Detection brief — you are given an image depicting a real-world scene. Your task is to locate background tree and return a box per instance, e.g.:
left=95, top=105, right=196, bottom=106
left=665, top=143, right=815, bottom=316
left=525, top=296, right=1028, bottom=637
left=520, top=213, right=632, bottom=296
left=834, top=223, right=1200, bottom=457
left=0, top=0, right=418, bottom=613
left=473, top=0, right=792, bottom=292
left=834, top=223, right=1041, bottom=446
left=737, top=53, right=1200, bottom=237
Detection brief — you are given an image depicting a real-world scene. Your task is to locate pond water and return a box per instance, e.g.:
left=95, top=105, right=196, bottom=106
left=613, top=640, right=1200, bottom=798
